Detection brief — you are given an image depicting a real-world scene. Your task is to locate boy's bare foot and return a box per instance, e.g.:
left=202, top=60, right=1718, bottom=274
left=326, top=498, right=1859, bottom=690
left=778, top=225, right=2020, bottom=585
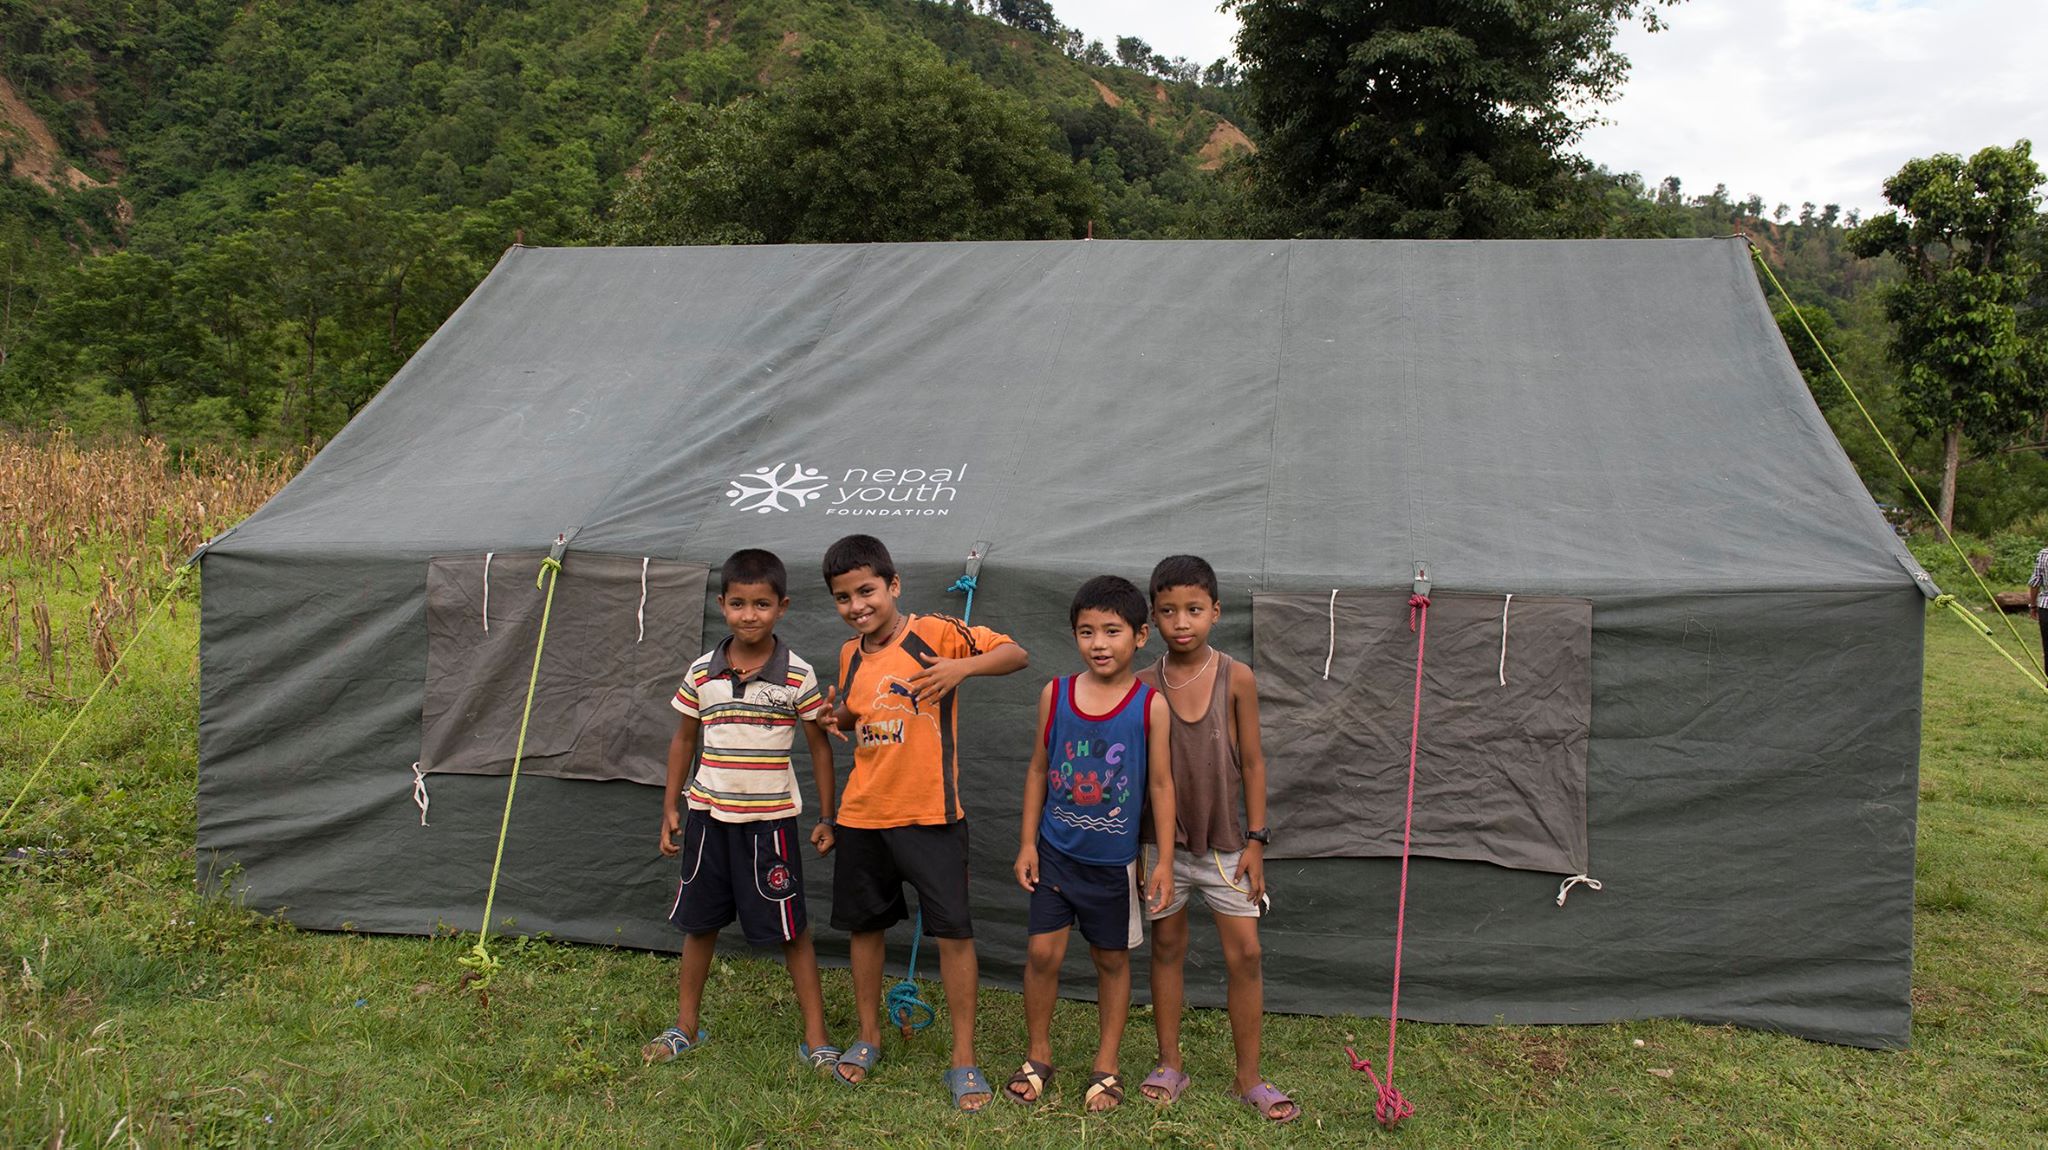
left=1084, top=1070, right=1124, bottom=1112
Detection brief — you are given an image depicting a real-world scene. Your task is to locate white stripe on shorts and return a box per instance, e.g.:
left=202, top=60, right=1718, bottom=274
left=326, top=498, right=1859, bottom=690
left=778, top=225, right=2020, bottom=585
left=1124, top=859, right=1144, bottom=949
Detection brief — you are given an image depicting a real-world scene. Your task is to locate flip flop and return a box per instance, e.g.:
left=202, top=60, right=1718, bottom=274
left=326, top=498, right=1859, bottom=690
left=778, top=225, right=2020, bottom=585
left=640, top=1026, right=705, bottom=1064
left=945, top=1065, right=993, bottom=1111
left=1138, top=1063, right=1190, bottom=1104
left=834, top=1039, right=881, bottom=1087
left=1231, top=1081, right=1301, bottom=1123
left=797, top=1042, right=842, bottom=1074
left=1004, top=1059, right=1053, bottom=1105
left=1083, top=1070, right=1124, bottom=1112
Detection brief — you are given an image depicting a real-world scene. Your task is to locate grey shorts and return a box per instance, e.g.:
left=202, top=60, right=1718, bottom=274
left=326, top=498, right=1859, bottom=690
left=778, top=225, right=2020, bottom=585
left=1142, top=844, right=1264, bottom=920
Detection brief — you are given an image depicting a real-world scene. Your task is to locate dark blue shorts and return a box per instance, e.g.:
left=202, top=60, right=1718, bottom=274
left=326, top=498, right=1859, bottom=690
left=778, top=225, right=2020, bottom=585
left=1027, top=838, right=1142, bottom=951
left=667, top=809, right=808, bottom=947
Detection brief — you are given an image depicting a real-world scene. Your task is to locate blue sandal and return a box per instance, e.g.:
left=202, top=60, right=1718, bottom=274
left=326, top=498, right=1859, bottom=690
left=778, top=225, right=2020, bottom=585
left=640, top=1026, right=705, bottom=1064
left=798, top=1042, right=842, bottom=1074
left=834, top=1039, right=881, bottom=1086
left=946, top=1065, right=994, bottom=1111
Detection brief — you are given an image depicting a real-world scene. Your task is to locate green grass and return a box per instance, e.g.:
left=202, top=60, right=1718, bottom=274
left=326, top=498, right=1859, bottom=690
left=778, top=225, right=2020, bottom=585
left=4, top=583, right=2046, bottom=1147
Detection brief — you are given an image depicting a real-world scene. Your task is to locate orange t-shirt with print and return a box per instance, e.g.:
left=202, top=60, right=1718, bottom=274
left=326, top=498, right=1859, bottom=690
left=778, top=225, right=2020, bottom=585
left=834, top=613, right=1014, bottom=829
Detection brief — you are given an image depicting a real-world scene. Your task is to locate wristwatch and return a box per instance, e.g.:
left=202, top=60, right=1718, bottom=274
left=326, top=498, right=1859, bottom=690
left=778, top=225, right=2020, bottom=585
left=1245, top=827, right=1271, bottom=845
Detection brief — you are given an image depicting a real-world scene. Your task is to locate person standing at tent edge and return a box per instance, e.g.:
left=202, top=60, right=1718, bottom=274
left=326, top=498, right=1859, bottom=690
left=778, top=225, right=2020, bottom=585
left=644, top=549, right=841, bottom=1072
left=2030, top=543, right=2048, bottom=676
left=1008, top=576, right=1175, bottom=1112
left=1134, top=554, right=1299, bottom=1123
left=818, top=534, right=1030, bottom=1110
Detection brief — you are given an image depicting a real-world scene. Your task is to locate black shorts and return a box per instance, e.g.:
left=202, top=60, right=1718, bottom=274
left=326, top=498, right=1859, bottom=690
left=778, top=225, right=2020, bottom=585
left=1027, top=839, right=1142, bottom=951
left=829, top=821, right=974, bottom=939
left=667, top=809, right=808, bottom=947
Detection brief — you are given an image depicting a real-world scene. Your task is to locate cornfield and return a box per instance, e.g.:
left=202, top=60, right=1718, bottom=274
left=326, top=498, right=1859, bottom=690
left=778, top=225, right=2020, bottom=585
left=2, top=432, right=306, bottom=691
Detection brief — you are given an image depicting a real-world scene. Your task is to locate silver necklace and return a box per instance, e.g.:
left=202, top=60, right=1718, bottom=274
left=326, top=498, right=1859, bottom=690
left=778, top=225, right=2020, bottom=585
left=1161, top=649, right=1217, bottom=691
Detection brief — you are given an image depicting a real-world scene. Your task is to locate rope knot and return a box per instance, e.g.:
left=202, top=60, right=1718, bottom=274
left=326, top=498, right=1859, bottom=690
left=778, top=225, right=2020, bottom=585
left=535, top=554, right=562, bottom=589
left=1346, top=1047, right=1416, bottom=1128
left=457, top=940, right=501, bottom=989
left=1408, top=592, right=1429, bottom=631
left=887, top=978, right=935, bottom=1037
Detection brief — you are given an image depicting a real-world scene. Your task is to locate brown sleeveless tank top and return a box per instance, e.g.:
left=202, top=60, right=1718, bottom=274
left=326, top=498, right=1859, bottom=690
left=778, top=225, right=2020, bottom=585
left=1136, top=651, right=1245, bottom=854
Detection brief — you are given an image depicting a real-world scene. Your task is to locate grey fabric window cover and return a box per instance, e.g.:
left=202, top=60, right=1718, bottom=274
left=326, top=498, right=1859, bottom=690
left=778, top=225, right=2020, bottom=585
left=1256, top=589, right=1591, bottom=875
left=422, top=551, right=707, bottom=785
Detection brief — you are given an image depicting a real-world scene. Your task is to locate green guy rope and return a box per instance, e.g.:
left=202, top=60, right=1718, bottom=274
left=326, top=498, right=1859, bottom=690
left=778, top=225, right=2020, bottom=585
left=1749, top=242, right=2048, bottom=696
left=2, top=565, right=190, bottom=833
left=459, top=543, right=567, bottom=989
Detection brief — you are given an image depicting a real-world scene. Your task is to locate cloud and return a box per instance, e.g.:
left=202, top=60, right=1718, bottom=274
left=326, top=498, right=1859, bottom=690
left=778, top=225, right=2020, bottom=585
left=1580, top=0, right=2048, bottom=214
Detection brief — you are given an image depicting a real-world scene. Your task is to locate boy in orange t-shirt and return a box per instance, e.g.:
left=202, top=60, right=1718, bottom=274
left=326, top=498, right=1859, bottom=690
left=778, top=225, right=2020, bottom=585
left=818, top=534, right=1029, bottom=1111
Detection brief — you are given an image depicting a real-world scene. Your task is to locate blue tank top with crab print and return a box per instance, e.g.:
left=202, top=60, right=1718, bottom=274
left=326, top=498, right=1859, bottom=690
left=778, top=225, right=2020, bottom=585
left=1040, top=676, right=1153, bottom=865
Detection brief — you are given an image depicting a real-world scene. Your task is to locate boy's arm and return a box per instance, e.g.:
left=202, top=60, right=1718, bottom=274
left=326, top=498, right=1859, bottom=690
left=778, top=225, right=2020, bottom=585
left=1230, top=662, right=1269, bottom=904
left=1015, top=681, right=1054, bottom=892
left=803, top=718, right=837, bottom=855
left=910, top=639, right=1030, bottom=704
left=660, top=715, right=701, bottom=856
left=1144, top=691, right=1175, bottom=914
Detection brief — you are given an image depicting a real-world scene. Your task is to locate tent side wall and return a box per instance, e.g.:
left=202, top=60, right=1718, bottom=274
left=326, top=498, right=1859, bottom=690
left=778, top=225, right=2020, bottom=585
left=204, top=552, right=1921, bottom=1047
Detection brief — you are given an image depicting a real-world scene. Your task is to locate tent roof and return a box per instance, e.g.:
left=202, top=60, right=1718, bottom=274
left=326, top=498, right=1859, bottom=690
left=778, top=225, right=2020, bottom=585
left=217, top=239, right=1922, bottom=597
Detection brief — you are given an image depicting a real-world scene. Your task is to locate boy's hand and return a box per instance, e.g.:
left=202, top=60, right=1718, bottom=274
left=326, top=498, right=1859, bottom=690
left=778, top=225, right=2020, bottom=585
left=1146, top=858, right=1174, bottom=914
left=819, top=686, right=849, bottom=741
left=811, top=821, right=835, bottom=856
left=1014, top=844, right=1040, bottom=892
left=909, top=652, right=970, bottom=704
left=658, top=808, right=682, bottom=856
left=1234, top=842, right=1267, bottom=906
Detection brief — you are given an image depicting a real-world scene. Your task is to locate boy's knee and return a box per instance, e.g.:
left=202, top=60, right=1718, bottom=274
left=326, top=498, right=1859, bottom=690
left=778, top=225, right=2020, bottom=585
left=1025, top=934, right=1064, bottom=974
left=1090, top=946, right=1130, bottom=975
left=1151, top=927, right=1188, bottom=963
left=1224, top=936, right=1263, bottom=977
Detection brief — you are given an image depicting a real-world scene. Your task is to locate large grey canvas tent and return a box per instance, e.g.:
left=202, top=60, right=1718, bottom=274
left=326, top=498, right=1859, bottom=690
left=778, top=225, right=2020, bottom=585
left=197, top=239, right=1930, bottom=1049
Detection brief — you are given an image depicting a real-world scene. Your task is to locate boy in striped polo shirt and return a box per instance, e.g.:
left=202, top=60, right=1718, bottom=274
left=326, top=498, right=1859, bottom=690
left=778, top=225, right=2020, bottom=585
left=643, top=549, right=840, bottom=1072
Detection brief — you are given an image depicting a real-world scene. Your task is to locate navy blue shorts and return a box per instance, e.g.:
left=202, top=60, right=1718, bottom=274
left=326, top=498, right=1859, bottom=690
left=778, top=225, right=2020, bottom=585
left=667, top=809, right=808, bottom=947
left=1027, top=839, right=1142, bottom=951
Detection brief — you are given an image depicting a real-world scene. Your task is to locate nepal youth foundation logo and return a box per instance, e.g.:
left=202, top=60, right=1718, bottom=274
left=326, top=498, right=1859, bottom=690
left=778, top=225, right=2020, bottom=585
left=726, top=462, right=829, bottom=514
left=722, top=461, right=969, bottom=517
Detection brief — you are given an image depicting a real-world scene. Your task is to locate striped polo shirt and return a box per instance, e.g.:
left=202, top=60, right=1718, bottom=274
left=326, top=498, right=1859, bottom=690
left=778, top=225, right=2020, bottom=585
left=673, top=636, right=827, bottom=822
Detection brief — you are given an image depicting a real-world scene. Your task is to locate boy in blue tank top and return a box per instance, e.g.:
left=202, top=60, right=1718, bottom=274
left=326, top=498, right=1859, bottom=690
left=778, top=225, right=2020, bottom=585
left=1007, top=576, right=1175, bottom=1111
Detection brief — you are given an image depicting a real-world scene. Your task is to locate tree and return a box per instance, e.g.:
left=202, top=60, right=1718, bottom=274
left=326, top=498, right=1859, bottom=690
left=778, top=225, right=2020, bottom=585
left=1227, top=0, right=1682, bottom=238
left=1848, top=140, right=2048, bottom=530
left=33, top=253, right=202, bottom=431
left=1114, top=36, right=1152, bottom=70
left=606, top=40, right=1093, bottom=246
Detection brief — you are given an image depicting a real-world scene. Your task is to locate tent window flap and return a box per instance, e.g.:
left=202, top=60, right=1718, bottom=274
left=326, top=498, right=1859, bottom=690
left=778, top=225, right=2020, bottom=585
left=421, top=551, right=707, bottom=786
left=1254, top=589, right=1591, bottom=874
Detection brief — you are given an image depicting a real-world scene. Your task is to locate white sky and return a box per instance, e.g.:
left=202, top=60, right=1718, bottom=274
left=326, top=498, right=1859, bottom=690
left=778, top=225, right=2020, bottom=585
left=1052, top=0, right=2048, bottom=217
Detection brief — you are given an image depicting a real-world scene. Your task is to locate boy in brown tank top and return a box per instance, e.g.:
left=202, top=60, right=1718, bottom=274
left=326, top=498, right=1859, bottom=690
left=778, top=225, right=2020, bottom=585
left=1132, top=555, right=1299, bottom=1123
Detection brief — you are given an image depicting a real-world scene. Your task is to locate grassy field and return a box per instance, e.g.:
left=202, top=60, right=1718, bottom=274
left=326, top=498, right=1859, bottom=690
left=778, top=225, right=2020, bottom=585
left=3, top=448, right=2046, bottom=1146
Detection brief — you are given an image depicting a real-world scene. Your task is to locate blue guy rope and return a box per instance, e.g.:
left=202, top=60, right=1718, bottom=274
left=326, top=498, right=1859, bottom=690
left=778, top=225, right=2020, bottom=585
left=885, top=543, right=989, bottom=1036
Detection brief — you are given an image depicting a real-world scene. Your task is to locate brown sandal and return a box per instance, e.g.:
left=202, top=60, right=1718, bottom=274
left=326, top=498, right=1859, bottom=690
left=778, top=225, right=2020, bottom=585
left=1005, top=1059, right=1053, bottom=1105
left=1083, top=1070, right=1124, bottom=1112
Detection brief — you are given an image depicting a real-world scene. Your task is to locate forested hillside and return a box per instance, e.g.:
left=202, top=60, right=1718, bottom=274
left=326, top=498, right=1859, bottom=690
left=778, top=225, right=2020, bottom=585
left=2, top=0, right=2043, bottom=538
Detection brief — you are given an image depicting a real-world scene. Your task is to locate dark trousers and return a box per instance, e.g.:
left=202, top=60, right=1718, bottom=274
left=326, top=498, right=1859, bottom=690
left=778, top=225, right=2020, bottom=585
left=2039, top=612, right=2047, bottom=677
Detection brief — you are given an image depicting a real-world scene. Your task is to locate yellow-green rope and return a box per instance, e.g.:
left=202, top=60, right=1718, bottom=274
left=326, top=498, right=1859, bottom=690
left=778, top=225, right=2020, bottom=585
left=1749, top=243, right=2048, bottom=696
left=458, top=551, right=565, bottom=988
left=2, top=565, right=190, bottom=833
